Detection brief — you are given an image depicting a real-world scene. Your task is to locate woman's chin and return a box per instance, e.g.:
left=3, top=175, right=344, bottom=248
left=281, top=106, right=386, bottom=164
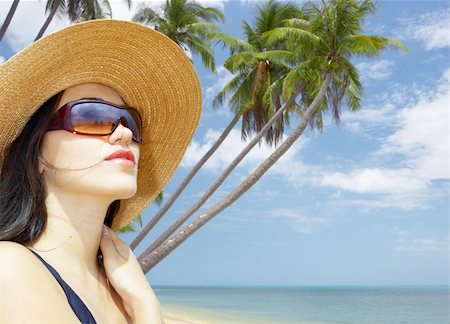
left=93, top=183, right=138, bottom=201
left=113, top=186, right=138, bottom=200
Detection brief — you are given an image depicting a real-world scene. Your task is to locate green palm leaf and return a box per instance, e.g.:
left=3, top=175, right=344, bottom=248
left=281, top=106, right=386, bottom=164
left=254, top=50, right=297, bottom=66
left=223, top=52, right=258, bottom=72
left=213, top=33, right=255, bottom=52
left=263, top=26, right=321, bottom=49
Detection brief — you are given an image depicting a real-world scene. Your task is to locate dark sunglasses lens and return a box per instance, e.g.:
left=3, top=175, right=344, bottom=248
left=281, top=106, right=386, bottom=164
left=125, top=108, right=143, bottom=142
left=71, top=102, right=142, bottom=142
left=71, top=102, right=115, bottom=134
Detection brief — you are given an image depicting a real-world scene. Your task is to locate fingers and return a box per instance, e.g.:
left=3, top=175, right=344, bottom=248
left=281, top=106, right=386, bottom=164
left=107, top=226, right=131, bottom=260
left=100, top=225, right=129, bottom=260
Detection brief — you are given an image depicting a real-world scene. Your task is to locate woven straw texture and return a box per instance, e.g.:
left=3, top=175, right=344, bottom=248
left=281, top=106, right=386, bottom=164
left=0, top=19, right=202, bottom=231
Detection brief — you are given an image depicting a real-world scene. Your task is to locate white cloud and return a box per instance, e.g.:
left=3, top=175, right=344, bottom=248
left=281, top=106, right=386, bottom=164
left=266, top=208, right=329, bottom=234
left=320, top=168, right=427, bottom=194
left=0, top=56, right=5, bottom=64
left=222, top=215, right=248, bottom=222
left=357, top=59, right=395, bottom=80
left=323, top=196, right=427, bottom=211
left=394, top=236, right=449, bottom=252
left=377, top=69, right=450, bottom=181
left=184, top=62, right=449, bottom=211
left=110, top=0, right=145, bottom=20
left=339, top=81, right=434, bottom=136
left=399, top=7, right=450, bottom=50
left=392, top=226, right=409, bottom=236
left=341, top=78, right=441, bottom=146
left=181, top=127, right=303, bottom=173
left=341, top=105, right=397, bottom=138
left=316, top=68, right=450, bottom=209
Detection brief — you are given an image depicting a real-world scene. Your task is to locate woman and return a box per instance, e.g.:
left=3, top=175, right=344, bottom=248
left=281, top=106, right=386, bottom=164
left=0, top=19, right=201, bottom=323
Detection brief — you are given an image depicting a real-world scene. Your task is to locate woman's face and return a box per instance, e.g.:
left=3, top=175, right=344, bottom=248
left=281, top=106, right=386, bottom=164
left=40, top=83, right=140, bottom=200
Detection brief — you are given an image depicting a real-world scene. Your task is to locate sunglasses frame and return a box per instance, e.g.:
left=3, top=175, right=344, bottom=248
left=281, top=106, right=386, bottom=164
left=47, top=99, right=143, bottom=143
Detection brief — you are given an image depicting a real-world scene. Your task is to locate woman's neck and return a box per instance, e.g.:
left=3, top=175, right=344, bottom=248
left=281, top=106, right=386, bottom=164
left=28, top=190, right=112, bottom=284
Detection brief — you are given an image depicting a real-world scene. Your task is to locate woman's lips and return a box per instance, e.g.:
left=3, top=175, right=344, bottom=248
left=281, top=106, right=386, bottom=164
left=105, top=149, right=135, bottom=166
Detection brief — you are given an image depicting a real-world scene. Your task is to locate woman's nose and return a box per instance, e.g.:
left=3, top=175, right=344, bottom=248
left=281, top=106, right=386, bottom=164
left=108, top=122, right=133, bottom=145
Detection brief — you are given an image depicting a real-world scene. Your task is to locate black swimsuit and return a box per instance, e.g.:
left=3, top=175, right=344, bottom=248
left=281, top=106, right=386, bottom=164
left=28, top=248, right=97, bottom=324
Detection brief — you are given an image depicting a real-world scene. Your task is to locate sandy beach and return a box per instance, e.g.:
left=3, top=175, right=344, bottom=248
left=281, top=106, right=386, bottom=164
left=161, top=304, right=270, bottom=324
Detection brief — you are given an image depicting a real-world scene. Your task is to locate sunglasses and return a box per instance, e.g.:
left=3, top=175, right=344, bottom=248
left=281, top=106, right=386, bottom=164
left=47, top=99, right=143, bottom=143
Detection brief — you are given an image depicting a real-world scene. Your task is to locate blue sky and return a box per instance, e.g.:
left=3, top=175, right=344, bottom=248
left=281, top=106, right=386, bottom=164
left=1, top=0, right=448, bottom=286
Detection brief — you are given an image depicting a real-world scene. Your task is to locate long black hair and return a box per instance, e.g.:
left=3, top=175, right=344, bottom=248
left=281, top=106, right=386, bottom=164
left=0, top=92, right=119, bottom=244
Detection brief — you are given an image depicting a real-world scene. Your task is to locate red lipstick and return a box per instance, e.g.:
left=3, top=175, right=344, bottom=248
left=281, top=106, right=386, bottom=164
left=105, top=149, right=135, bottom=166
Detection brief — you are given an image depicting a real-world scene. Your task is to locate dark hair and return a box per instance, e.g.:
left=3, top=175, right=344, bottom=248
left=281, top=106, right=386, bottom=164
left=0, top=92, right=119, bottom=244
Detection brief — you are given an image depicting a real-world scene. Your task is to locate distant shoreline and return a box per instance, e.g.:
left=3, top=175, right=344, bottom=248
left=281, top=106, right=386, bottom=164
left=155, top=284, right=449, bottom=289
left=156, top=286, right=449, bottom=324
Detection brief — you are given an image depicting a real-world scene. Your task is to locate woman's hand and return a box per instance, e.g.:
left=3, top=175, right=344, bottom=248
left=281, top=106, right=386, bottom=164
left=99, top=225, right=162, bottom=321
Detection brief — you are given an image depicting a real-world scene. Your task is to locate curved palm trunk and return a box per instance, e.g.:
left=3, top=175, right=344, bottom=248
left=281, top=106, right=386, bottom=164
left=139, top=86, right=303, bottom=255
left=138, top=71, right=333, bottom=273
left=34, top=6, right=57, bottom=41
left=130, top=113, right=241, bottom=250
left=0, top=0, right=20, bottom=42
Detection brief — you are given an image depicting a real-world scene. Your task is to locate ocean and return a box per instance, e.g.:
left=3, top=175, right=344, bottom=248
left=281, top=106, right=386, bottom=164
left=154, top=286, right=449, bottom=323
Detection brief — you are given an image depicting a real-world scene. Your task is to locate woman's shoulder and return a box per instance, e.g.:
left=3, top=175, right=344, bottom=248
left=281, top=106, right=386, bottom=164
left=0, top=240, right=31, bottom=254
left=0, top=241, right=45, bottom=270
left=0, top=241, right=80, bottom=323
left=0, top=241, right=37, bottom=268
left=0, top=241, right=58, bottom=287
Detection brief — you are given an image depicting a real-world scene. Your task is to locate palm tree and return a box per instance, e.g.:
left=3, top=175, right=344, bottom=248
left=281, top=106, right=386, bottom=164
left=0, top=0, right=20, bottom=42
left=69, top=0, right=113, bottom=22
left=129, top=0, right=302, bottom=251
left=132, top=0, right=224, bottom=72
left=34, top=0, right=67, bottom=41
left=34, top=0, right=131, bottom=41
left=136, top=0, right=407, bottom=272
left=213, top=0, right=304, bottom=147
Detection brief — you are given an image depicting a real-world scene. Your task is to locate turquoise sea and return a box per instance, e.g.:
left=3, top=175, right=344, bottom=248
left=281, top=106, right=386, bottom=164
left=155, top=286, right=449, bottom=323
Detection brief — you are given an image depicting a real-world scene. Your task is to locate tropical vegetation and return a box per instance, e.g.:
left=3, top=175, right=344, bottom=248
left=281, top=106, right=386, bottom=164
left=0, top=0, right=407, bottom=274
left=135, top=0, right=407, bottom=272
left=132, top=0, right=224, bottom=72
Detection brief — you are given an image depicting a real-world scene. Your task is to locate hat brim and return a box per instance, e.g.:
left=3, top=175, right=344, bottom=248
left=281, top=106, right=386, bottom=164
left=0, top=19, right=202, bottom=231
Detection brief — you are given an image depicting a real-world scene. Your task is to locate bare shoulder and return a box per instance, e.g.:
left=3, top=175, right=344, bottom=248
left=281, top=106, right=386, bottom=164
left=0, top=241, right=79, bottom=323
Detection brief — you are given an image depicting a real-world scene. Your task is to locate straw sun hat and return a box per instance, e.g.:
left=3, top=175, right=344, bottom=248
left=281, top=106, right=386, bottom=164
left=0, top=19, right=202, bottom=231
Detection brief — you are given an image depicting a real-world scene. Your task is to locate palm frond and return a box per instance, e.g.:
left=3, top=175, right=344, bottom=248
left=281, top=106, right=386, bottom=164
left=195, top=7, right=225, bottom=23
left=185, top=35, right=216, bottom=71
left=229, top=69, right=257, bottom=115
left=263, top=26, right=320, bottom=48
left=223, top=52, right=258, bottom=73
left=282, top=57, right=320, bottom=99
left=99, top=0, right=112, bottom=18
left=284, top=18, right=310, bottom=29
left=339, top=57, right=362, bottom=97
left=254, top=50, right=297, bottom=66
left=213, top=70, right=249, bottom=110
left=45, top=0, right=66, bottom=15
left=345, top=86, right=361, bottom=112
left=212, top=33, right=255, bottom=52
left=132, top=3, right=161, bottom=25
left=187, top=22, right=220, bottom=35
left=242, top=20, right=260, bottom=48
left=154, top=192, right=164, bottom=207
left=345, top=34, right=408, bottom=57
left=118, top=215, right=143, bottom=233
